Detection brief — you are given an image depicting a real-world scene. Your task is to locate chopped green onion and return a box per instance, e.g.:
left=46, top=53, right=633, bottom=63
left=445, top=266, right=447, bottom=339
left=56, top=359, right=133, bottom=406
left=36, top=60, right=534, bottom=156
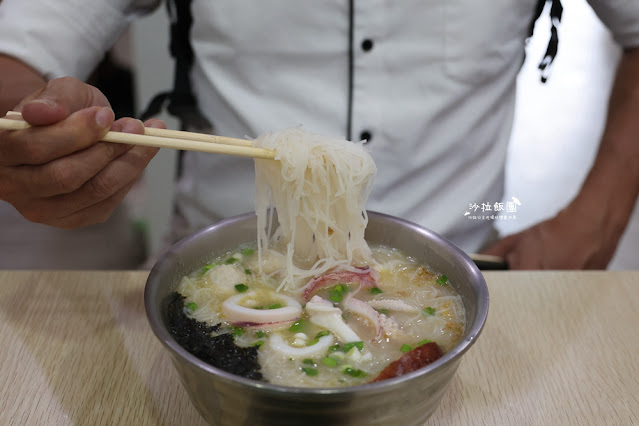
left=328, top=344, right=341, bottom=352
left=301, top=367, right=318, bottom=376
left=241, top=248, right=255, bottom=255
left=255, top=331, right=266, bottom=338
left=302, top=359, right=315, bottom=365
left=376, top=308, right=390, bottom=315
left=418, top=338, right=432, bottom=346
left=423, top=307, right=436, bottom=316
left=343, top=367, right=367, bottom=378
left=322, top=356, right=339, bottom=367
left=185, top=302, right=198, bottom=311
left=329, top=284, right=349, bottom=303
left=329, top=289, right=344, bottom=303
left=369, top=287, right=383, bottom=295
left=400, top=344, right=412, bottom=353
left=289, top=320, right=305, bottom=332
left=306, top=338, right=319, bottom=346
left=225, top=257, right=239, bottom=264
left=201, top=263, right=217, bottom=273
left=231, top=327, right=244, bottom=338
left=436, top=274, right=448, bottom=285
left=234, top=283, right=249, bottom=293
left=336, top=284, right=349, bottom=292
left=315, top=330, right=331, bottom=338
left=268, top=303, right=282, bottom=309
left=244, top=269, right=252, bottom=275
left=252, top=340, right=264, bottom=348
left=343, top=341, right=364, bottom=352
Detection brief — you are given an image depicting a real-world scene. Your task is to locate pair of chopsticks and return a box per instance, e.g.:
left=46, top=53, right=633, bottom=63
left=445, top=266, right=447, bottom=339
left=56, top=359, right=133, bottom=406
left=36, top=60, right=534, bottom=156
left=0, top=111, right=275, bottom=160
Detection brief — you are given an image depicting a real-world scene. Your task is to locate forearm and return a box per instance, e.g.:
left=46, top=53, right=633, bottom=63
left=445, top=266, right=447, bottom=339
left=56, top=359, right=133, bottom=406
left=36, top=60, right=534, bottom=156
left=0, top=54, right=47, bottom=115
left=482, top=47, right=639, bottom=269
left=567, top=47, right=639, bottom=241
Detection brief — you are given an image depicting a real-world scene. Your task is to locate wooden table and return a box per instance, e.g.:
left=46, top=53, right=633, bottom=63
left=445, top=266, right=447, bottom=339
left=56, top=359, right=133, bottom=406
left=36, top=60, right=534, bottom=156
left=0, top=271, right=637, bottom=425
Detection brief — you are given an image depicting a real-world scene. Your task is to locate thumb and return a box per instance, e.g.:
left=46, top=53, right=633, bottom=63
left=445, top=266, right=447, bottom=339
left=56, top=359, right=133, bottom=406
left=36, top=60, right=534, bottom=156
left=17, top=77, right=111, bottom=126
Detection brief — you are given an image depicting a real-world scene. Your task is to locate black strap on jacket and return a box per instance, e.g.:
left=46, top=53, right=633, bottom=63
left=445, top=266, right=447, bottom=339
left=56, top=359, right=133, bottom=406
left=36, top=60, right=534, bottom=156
left=139, top=0, right=212, bottom=133
left=529, top=0, right=564, bottom=83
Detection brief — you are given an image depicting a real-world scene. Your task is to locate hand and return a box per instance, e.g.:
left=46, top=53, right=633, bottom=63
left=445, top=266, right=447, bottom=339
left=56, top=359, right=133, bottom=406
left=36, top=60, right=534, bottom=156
left=481, top=208, right=618, bottom=269
left=0, top=77, right=164, bottom=228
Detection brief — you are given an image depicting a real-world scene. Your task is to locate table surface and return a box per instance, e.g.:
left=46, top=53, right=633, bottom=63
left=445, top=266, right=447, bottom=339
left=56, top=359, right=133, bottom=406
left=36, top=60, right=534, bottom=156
left=0, top=270, right=637, bottom=426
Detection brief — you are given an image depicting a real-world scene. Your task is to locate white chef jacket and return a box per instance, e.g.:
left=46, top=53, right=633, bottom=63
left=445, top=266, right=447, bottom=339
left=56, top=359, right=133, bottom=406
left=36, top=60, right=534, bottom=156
left=1, top=0, right=638, bottom=253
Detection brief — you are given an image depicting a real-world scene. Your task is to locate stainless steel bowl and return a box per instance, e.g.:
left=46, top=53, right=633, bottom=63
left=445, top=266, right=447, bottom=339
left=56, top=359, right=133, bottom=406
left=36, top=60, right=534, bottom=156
left=145, top=211, right=489, bottom=426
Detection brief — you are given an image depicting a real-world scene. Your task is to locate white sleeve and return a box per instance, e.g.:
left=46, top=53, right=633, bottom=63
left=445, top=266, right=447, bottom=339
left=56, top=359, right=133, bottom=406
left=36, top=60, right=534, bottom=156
left=0, top=0, right=160, bottom=81
left=587, top=0, right=639, bottom=48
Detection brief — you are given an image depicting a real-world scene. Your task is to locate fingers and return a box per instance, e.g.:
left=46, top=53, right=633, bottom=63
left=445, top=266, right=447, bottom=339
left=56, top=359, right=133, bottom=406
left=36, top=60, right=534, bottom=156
left=53, top=119, right=165, bottom=225
left=17, top=76, right=111, bottom=125
left=503, top=248, right=542, bottom=270
left=480, top=233, right=520, bottom=258
left=77, top=144, right=159, bottom=210
left=143, top=118, right=167, bottom=129
left=13, top=143, right=158, bottom=226
left=0, top=75, right=168, bottom=229
left=0, top=117, right=144, bottom=201
left=0, top=141, right=131, bottom=200
left=45, top=145, right=158, bottom=226
left=20, top=118, right=157, bottom=218
left=1, top=117, right=161, bottom=228
left=0, top=106, right=115, bottom=166
left=480, top=232, right=541, bottom=269
left=48, top=181, right=138, bottom=229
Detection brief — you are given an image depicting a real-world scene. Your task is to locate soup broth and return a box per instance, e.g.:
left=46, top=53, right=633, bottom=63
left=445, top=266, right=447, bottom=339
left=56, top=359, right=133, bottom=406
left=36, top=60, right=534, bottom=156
left=176, top=243, right=465, bottom=388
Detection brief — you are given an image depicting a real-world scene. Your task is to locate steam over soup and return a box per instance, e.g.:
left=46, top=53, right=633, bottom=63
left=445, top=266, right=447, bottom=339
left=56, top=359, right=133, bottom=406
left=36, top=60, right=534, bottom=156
left=169, top=128, right=466, bottom=387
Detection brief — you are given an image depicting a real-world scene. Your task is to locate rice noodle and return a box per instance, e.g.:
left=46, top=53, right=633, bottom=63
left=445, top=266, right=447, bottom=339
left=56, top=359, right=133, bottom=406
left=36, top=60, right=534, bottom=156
left=253, top=128, right=377, bottom=291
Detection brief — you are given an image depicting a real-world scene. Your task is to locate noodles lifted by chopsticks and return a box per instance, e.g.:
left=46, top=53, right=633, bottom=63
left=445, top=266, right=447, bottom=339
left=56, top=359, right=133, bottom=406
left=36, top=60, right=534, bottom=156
left=253, top=127, right=377, bottom=291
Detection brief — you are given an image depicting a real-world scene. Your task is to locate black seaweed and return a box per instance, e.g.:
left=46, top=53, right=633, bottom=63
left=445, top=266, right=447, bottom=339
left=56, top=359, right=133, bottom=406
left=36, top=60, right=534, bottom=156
left=166, top=292, right=263, bottom=380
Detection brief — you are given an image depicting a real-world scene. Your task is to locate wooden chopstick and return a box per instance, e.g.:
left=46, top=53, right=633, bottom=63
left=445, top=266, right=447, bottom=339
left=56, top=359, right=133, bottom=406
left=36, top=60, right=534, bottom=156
left=0, top=112, right=275, bottom=160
